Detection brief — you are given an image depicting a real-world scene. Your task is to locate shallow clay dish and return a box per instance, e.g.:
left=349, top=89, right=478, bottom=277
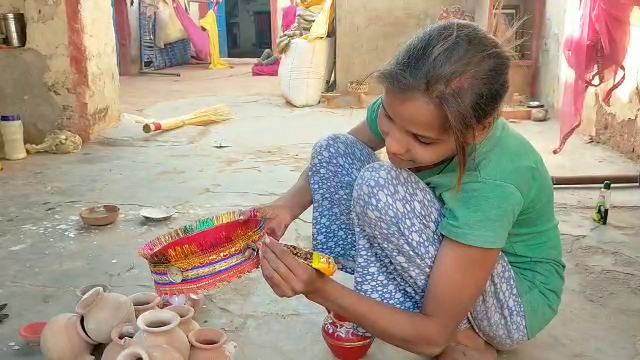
left=80, top=205, right=120, bottom=226
left=77, top=283, right=112, bottom=298
left=140, top=207, right=176, bottom=221
left=20, top=322, right=47, bottom=346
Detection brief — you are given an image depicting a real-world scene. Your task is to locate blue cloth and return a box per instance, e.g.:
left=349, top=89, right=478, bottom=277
left=309, top=134, right=528, bottom=350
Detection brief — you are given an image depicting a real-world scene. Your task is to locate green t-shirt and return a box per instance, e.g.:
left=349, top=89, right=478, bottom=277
left=366, top=97, right=565, bottom=338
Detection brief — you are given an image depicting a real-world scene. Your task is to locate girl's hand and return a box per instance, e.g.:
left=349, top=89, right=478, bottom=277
left=259, top=236, right=326, bottom=298
left=242, top=201, right=296, bottom=240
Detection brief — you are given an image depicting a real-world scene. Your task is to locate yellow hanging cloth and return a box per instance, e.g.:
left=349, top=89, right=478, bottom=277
left=199, top=11, right=229, bottom=70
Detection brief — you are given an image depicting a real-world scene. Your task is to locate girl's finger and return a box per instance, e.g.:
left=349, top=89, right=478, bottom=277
left=260, top=241, right=299, bottom=286
left=260, top=248, right=295, bottom=297
left=264, top=237, right=307, bottom=274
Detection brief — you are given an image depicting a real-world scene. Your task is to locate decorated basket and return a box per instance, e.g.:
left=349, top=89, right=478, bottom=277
left=139, top=209, right=265, bottom=295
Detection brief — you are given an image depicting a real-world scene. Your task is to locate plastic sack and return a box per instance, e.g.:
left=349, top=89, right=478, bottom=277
left=155, top=0, right=187, bottom=48
left=279, top=37, right=332, bottom=107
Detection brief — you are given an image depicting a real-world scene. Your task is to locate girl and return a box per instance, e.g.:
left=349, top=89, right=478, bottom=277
left=251, top=21, right=565, bottom=359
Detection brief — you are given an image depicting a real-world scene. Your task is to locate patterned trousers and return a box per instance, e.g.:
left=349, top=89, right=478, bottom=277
left=308, top=134, right=528, bottom=350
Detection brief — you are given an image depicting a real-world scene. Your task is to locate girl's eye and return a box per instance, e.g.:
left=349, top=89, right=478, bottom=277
left=416, top=137, right=435, bottom=145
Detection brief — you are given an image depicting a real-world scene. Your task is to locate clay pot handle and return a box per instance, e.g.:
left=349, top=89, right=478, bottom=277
left=224, top=341, right=238, bottom=355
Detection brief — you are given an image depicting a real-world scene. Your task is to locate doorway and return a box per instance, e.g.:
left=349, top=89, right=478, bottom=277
left=225, top=0, right=272, bottom=58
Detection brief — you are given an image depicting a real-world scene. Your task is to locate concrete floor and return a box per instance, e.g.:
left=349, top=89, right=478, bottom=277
left=1, top=65, right=640, bottom=359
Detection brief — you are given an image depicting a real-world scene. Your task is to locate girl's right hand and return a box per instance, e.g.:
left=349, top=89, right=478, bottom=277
left=243, top=201, right=297, bottom=240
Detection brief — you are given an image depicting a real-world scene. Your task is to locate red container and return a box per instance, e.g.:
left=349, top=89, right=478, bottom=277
left=20, top=322, right=47, bottom=346
left=321, top=312, right=374, bottom=360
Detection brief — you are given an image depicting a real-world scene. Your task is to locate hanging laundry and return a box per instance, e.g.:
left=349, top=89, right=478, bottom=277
left=172, top=0, right=210, bottom=61
left=200, top=11, right=229, bottom=69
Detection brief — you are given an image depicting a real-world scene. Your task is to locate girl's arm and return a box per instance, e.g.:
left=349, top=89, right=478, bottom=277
left=275, top=121, right=385, bottom=220
left=259, top=236, right=500, bottom=357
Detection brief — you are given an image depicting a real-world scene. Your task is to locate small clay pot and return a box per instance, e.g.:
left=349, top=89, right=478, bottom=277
left=80, top=205, right=120, bottom=226
left=76, top=287, right=136, bottom=344
left=102, top=323, right=138, bottom=360
left=40, top=313, right=97, bottom=360
left=165, top=305, right=200, bottom=336
left=130, top=292, right=161, bottom=318
left=188, top=328, right=237, bottom=360
left=187, top=293, right=205, bottom=315
left=117, top=345, right=183, bottom=360
left=20, top=322, right=47, bottom=346
left=77, top=284, right=112, bottom=298
left=133, top=309, right=190, bottom=360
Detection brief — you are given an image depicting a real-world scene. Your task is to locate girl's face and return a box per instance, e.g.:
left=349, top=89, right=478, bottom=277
left=377, top=90, right=457, bottom=170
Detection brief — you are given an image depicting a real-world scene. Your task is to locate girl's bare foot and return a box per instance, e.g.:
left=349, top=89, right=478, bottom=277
left=436, top=327, right=497, bottom=360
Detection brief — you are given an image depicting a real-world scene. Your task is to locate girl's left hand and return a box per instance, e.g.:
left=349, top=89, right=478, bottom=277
left=259, top=237, right=326, bottom=298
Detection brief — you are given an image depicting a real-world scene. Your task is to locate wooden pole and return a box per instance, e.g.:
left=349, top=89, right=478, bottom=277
left=552, top=173, right=640, bottom=186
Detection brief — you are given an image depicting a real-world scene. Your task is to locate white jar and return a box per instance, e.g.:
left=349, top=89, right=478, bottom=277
left=0, top=115, right=27, bottom=160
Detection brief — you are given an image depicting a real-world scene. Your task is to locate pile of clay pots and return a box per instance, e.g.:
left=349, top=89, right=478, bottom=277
left=40, top=287, right=237, bottom=360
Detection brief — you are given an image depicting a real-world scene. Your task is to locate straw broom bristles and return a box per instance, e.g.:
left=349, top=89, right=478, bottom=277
left=143, top=104, right=233, bottom=133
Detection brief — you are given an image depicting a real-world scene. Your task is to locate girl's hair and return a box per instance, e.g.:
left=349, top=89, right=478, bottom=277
left=376, top=21, right=510, bottom=188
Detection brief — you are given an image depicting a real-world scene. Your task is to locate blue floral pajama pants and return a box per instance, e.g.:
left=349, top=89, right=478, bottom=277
left=308, top=134, right=529, bottom=350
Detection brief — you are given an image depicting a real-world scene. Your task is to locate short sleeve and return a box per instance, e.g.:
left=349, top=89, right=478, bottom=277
left=438, top=179, right=524, bottom=249
left=366, top=97, right=383, bottom=140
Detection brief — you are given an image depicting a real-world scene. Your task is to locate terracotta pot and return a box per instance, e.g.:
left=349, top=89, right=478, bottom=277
left=102, top=323, right=138, bottom=360
left=117, top=345, right=184, bottom=360
left=188, top=328, right=237, bottom=360
left=133, top=309, right=190, bottom=360
left=76, top=287, right=136, bottom=344
left=130, top=292, right=161, bottom=318
left=40, top=313, right=97, bottom=360
left=187, top=294, right=205, bottom=315
left=321, top=312, right=374, bottom=360
left=165, top=305, right=200, bottom=336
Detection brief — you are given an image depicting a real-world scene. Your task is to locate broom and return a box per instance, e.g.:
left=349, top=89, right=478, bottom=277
left=142, top=105, right=233, bottom=133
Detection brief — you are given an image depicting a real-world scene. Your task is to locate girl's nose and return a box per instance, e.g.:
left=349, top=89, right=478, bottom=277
left=385, top=130, right=408, bottom=157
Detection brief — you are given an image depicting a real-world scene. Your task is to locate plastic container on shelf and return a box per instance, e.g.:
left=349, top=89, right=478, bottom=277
left=0, top=115, right=27, bottom=160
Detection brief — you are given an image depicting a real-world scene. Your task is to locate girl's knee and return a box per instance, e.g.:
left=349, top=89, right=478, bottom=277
left=353, top=162, right=442, bottom=227
left=310, top=134, right=377, bottom=174
left=311, top=134, right=357, bottom=160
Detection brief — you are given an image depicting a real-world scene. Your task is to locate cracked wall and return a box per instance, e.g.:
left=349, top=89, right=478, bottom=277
left=0, top=0, right=70, bottom=145
left=0, top=0, right=119, bottom=146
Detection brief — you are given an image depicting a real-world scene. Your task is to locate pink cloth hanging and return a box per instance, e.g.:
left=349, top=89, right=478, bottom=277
left=281, top=5, right=297, bottom=33
left=172, top=0, right=211, bottom=62
left=555, top=0, right=638, bottom=154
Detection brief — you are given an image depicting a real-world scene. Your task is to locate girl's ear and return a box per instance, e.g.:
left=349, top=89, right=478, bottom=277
left=468, top=119, right=495, bottom=144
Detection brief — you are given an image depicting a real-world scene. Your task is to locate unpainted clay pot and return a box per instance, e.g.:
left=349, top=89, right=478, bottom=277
left=102, top=323, right=139, bottom=360
left=188, top=328, right=237, bottom=360
left=40, top=313, right=97, bottom=360
left=133, top=309, right=190, bottom=360
left=76, top=287, right=136, bottom=343
left=130, top=292, right=161, bottom=318
left=187, top=293, right=205, bottom=315
left=165, top=305, right=200, bottom=336
left=117, top=345, right=184, bottom=360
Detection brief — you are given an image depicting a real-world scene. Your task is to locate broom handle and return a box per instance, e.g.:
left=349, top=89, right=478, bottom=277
left=552, top=173, right=640, bottom=186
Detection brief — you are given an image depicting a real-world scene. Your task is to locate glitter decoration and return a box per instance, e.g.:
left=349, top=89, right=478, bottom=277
left=139, top=209, right=265, bottom=295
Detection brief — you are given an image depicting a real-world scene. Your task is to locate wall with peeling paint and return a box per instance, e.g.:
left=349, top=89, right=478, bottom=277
left=81, top=0, right=121, bottom=135
left=0, top=0, right=120, bottom=148
left=0, top=0, right=71, bottom=144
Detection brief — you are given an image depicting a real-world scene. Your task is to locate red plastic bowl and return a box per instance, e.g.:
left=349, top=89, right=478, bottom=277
left=20, top=322, right=47, bottom=346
